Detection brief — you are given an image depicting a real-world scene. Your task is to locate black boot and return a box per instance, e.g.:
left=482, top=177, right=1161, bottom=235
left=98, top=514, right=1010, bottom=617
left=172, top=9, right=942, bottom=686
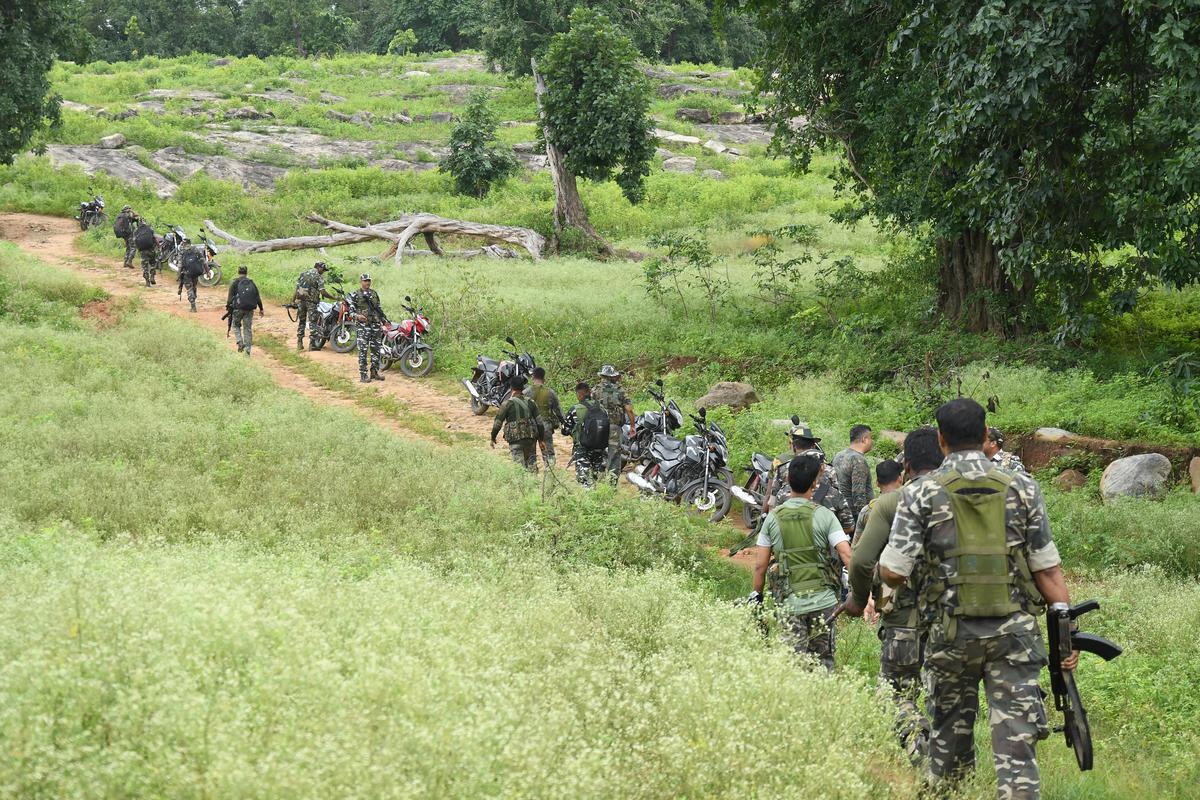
left=360, top=373, right=370, bottom=383
left=371, top=371, right=384, bottom=381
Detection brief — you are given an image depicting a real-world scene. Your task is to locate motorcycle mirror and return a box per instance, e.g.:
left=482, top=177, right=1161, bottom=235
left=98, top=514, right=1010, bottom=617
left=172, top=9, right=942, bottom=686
left=405, top=295, right=412, bottom=302
left=698, top=407, right=707, bottom=418
left=505, top=336, right=515, bottom=346
left=655, top=379, right=664, bottom=387
left=791, top=414, right=800, bottom=425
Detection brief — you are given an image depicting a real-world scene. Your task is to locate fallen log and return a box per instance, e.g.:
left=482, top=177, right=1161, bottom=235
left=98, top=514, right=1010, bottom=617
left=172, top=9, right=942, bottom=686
left=204, top=213, right=545, bottom=262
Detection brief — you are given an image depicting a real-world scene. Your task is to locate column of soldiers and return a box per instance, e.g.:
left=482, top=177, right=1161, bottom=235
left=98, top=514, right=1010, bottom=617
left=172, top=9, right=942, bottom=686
left=750, top=400, right=1074, bottom=800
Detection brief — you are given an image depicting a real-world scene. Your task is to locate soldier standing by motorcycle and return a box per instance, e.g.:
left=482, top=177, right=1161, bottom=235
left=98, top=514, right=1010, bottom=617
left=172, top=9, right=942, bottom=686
left=561, top=381, right=607, bottom=486
left=112, top=205, right=139, bottom=269
left=491, top=374, right=541, bottom=471
left=348, top=273, right=385, bottom=382
left=525, top=367, right=563, bottom=468
left=295, top=261, right=336, bottom=350
left=593, top=365, right=635, bottom=485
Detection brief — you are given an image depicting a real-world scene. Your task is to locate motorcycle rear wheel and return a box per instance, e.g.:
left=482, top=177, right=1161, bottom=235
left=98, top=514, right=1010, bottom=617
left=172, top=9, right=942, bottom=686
left=680, top=478, right=732, bottom=524
left=199, top=264, right=222, bottom=287
left=329, top=323, right=356, bottom=353
left=469, top=392, right=487, bottom=415
left=741, top=476, right=763, bottom=529
left=398, top=344, right=434, bottom=378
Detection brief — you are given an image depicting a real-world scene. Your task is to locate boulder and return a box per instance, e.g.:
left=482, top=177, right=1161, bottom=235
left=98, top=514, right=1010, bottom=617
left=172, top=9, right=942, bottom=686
left=325, top=110, right=351, bottom=122
left=662, top=156, right=696, bottom=173
left=703, top=139, right=727, bottom=154
left=700, top=169, right=725, bottom=180
left=99, top=133, right=126, bottom=149
left=696, top=381, right=760, bottom=412
left=1036, top=427, right=1075, bottom=441
left=717, top=111, right=747, bottom=125
left=879, top=429, right=908, bottom=448
left=209, top=58, right=231, bottom=67
left=225, top=106, right=274, bottom=120
left=1190, top=456, right=1200, bottom=493
left=654, top=128, right=701, bottom=146
left=385, top=113, right=413, bottom=125
left=113, top=109, right=140, bottom=121
left=46, top=145, right=178, bottom=198
left=319, top=90, right=347, bottom=103
left=60, top=100, right=90, bottom=113
left=675, top=107, right=712, bottom=124
left=402, top=70, right=431, bottom=78
left=424, top=112, right=456, bottom=124
left=250, top=89, right=303, bottom=104
left=512, top=141, right=541, bottom=154
left=1053, top=469, right=1088, bottom=492
left=1100, top=453, right=1171, bottom=503
left=655, top=147, right=674, bottom=159
left=349, top=111, right=375, bottom=125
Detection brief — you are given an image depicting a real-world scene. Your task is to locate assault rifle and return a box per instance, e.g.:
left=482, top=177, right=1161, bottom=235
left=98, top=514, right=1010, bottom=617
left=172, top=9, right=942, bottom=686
left=1047, top=600, right=1123, bottom=771
left=220, top=307, right=232, bottom=336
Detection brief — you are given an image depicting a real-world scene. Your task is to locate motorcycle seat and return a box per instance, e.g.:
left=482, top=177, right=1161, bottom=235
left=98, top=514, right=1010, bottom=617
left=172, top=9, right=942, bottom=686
left=478, top=356, right=500, bottom=372
left=651, top=435, right=683, bottom=461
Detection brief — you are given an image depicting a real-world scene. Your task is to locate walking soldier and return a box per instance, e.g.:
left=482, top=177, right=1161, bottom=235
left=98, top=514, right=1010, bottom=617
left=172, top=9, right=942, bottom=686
left=491, top=374, right=540, bottom=471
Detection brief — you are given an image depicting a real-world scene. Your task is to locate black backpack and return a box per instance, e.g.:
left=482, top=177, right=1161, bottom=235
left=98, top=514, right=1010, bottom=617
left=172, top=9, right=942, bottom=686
left=113, top=213, right=132, bottom=238
left=134, top=223, right=156, bottom=251
left=180, top=247, right=207, bottom=277
left=234, top=278, right=260, bottom=310
left=580, top=400, right=610, bottom=451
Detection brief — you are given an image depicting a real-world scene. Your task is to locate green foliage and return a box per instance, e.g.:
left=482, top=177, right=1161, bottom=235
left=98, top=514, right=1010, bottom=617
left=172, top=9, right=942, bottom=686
left=385, top=27, right=417, bottom=55
left=370, top=0, right=486, bottom=53
left=541, top=9, right=655, bottom=204
left=440, top=88, right=520, bottom=197
left=644, top=232, right=728, bottom=321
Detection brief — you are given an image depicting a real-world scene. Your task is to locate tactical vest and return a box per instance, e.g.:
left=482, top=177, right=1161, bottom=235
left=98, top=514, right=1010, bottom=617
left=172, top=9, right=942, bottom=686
left=595, top=381, right=624, bottom=425
left=922, top=468, right=1044, bottom=639
left=774, top=503, right=838, bottom=601
left=502, top=397, right=539, bottom=443
left=530, top=384, right=552, bottom=417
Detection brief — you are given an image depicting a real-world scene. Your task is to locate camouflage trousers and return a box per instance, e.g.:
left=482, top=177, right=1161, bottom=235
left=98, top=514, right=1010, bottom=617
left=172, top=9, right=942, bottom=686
left=180, top=275, right=198, bottom=310
left=879, top=625, right=929, bottom=764
left=536, top=420, right=557, bottom=466
left=508, top=439, right=537, bottom=472
left=570, top=445, right=606, bottom=486
left=356, top=322, right=382, bottom=377
left=232, top=308, right=254, bottom=354
left=139, top=249, right=157, bottom=284
left=297, top=299, right=322, bottom=346
left=780, top=606, right=837, bottom=672
left=604, top=439, right=624, bottom=485
left=924, top=632, right=1049, bottom=800
left=122, top=235, right=136, bottom=267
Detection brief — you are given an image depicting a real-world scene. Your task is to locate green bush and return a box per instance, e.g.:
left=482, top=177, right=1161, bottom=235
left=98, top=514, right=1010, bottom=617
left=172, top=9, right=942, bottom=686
left=440, top=89, right=520, bottom=198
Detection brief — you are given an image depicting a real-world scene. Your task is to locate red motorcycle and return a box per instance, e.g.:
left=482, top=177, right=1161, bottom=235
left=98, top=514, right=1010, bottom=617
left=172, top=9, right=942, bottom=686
left=379, top=295, right=434, bottom=377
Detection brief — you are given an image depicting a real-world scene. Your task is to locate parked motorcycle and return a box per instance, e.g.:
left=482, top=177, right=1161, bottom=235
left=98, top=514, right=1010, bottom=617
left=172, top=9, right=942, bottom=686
left=626, top=407, right=733, bottom=523
left=732, top=451, right=777, bottom=529
left=623, top=378, right=684, bottom=467
left=462, top=336, right=536, bottom=415
left=379, top=295, right=434, bottom=377
left=159, top=226, right=222, bottom=286
left=76, top=192, right=106, bottom=230
left=309, top=284, right=355, bottom=352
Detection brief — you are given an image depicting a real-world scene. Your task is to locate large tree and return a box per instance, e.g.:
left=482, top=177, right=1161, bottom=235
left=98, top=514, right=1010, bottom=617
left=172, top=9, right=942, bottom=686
left=1, top=0, right=91, bottom=165
left=535, top=8, right=654, bottom=252
left=728, top=1, right=1200, bottom=335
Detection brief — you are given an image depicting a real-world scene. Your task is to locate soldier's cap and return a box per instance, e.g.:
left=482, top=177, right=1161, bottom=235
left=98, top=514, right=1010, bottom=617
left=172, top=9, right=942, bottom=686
left=314, top=261, right=328, bottom=271
left=987, top=426, right=1005, bottom=446
left=237, top=265, right=248, bottom=274
left=789, top=421, right=821, bottom=443
left=121, top=205, right=132, bottom=211
left=359, top=272, right=371, bottom=281
left=597, top=364, right=620, bottom=378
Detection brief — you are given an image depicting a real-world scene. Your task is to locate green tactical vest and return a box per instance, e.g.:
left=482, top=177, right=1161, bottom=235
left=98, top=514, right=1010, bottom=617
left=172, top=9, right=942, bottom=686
left=923, top=468, right=1044, bottom=638
left=502, top=397, right=539, bottom=443
left=530, top=384, right=551, bottom=417
left=775, top=503, right=838, bottom=600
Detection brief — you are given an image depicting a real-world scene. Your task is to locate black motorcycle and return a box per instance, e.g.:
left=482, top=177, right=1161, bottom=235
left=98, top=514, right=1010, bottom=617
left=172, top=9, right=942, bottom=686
left=623, top=378, right=684, bottom=467
left=76, top=192, right=106, bottom=231
left=626, top=407, right=733, bottom=523
left=732, top=451, right=778, bottom=529
left=463, top=336, right=536, bottom=415
left=160, top=226, right=223, bottom=287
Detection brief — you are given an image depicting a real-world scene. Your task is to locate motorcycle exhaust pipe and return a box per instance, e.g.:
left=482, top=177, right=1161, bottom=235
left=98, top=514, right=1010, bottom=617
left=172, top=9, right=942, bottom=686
left=461, top=379, right=481, bottom=399
left=731, top=486, right=760, bottom=506
left=626, top=472, right=658, bottom=493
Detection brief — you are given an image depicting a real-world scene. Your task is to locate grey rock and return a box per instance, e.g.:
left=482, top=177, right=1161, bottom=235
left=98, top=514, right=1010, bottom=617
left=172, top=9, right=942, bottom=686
left=99, top=133, right=126, bottom=149
left=655, top=147, right=674, bottom=159
left=151, top=146, right=286, bottom=190
left=697, top=123, right=773, bottom=145
left=134, top=100, right=166, bottom=114
left=60, top=100, right=90, bottom=113
left=433, top=84, right=501, bottom=103
left=250, top=89, right=303, bottom=104
left=209, top=58, right=231, bottom=67
left=1100, top=453, right=1171, bottom=503
left=654, top=128, right=700, bottom=146
left=385, top=114, right=414, bottom=125
left=319, top=90, right=347, bottom=103
left=326, top=110, right=351, bottom=122
left=675, top=107, right=712, bottom=124
left=696, top=381, right=760, bottom=412
left=657, top=83, right=745, bottom=100
left=703, top=139, right=727, bottom=154
left=512, top=141, right=542, bottom=154
left=414, top=112, right=455, bottom=124
left=418, top=55, right=485, bottom=72
left=349, top=111, right=375, bottom=125
left=515, top=153, right=548, bottom=170
left=45, top=145, right=178, bottom=198
left=1036, top=427, right=1076, bottom=441
left=402, top=70, right=431, bottom=78
left=1053, top=469, right=1088, bottom=492
left=225, top=106, right=274, bottom=120
left=139, top=89, right=223, bottom=101
left=717, top=111, right=747, bottom=125
left=662, top=156, right=696, bottom=173
left=701, top=169, right=726, bottom=180
left=113, top=109, right=140, bottom=121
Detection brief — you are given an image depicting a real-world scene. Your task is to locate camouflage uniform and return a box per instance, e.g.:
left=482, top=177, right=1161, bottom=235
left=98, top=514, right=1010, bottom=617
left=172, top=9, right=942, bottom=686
left=881, top=451, right=1060, bottom=799
left=561, top=401, right=606, bottom=486
left=295, top=268, right=326, bottom=348
left=832, top=447, right=874, bottom=520
left=993, top=450, right=1027, bottom=474
left=492, top=394, right=540, bottom=471
left=525, top=383, right=563, bottom=467
left=849, top=490, right=930, bottom=764
left=178, top=269, right=199, bottom=312
left=756, top=497, right=849, bottom=672
left=347, top=288, right=385, bottom=379
left=226, top=275, right=262, bottom=355
left=115, top=211, right=139, bottom=268
left=592, top=379, right=629, bottom=484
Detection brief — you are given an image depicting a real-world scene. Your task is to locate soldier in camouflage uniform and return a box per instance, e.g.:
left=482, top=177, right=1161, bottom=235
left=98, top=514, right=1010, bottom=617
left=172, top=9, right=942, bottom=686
left=114, top=205, right=139, bottom=268
left=294, top=261, right=335, bottom=350
left=846, top=428, right=941, bottom=765
left=985, top=426, right=1027, bottom=474
left=491, top=374, right=540, bottom=471
left=832, top=423, right=875, bottom=520
left=592, top=365, right=635, bottom=485
left=133, top=220, right=158, bottom=287
left=525, top=367, right=563, bottom=467
left=348, top=273, right=386, bottom=382
left=763, top=423, right=855, bottom=535
left=746, top=453, right=852, bottom=672
left=879, top=399, right=1079, bottom=800
left=560, top=381, right=606, bottom=486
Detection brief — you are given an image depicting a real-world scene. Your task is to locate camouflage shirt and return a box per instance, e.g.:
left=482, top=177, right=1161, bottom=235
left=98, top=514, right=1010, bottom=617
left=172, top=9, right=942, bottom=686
left=592, top=379, right=628, bottom=443
left=347, top=288, right=385, bottom=322
left=879, top=450, right=1061, bottom=642
left=992, top=449, right=1027, bottom=474
left=295, top=268, right=326, bottom=302
left=491, top=394, right=539, bottom=443
left=771, top=457, right=855, bottom=533
left=850, top=489, right=920, bottom=629
left=832, top=447, right=874, bottom=520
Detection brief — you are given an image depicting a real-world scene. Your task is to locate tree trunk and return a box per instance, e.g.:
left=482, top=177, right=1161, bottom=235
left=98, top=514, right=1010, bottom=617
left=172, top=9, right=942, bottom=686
left=531, top=58, right=612, bottom=255
left=292, top=18, right=305, bottom=58
left=937, top=230, right=1030, bottom=336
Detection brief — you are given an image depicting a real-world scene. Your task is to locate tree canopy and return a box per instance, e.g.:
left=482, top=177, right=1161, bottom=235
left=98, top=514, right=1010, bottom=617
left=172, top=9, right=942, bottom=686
left=729, top=0, right=1200, bottom=335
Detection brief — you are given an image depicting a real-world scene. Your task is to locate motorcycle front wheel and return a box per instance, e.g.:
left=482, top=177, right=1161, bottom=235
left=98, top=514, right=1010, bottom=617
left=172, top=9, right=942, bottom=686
left=78, top=215, right=89, bottom=231
left=680, top=477, right=732, bottom=524
left=329, top=323, right=356, bottom=353
left=398, top=344, right=434, bottom=378
left=741, top=476, right=763, bottom=529
left=199, top=264, right=222, bottom=287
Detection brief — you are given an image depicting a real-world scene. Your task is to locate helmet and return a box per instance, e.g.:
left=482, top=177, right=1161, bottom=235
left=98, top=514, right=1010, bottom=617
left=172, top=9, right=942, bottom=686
left=314, top=261, right=328, bottom=271
left=597, top=364, right=620, bottom=379
left=359, top=272, right=371, bottom=281
left=121, top=205, right=132, bottom=212
left=788, top=420, right=821, bottom=443
left=987, top=426, right=1004, bottom=447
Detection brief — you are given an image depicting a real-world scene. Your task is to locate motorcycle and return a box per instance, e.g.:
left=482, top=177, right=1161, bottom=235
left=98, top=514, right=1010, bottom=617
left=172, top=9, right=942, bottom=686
left=76, top=192, right=106, bottom=231
left=622, top=378, right=684, bottom=467
left=379, top=295, right=434, bottom=377
left=159, top=226, right=223, bottom=287
left=732, top=451, right=777, bottom=529
left=626, top=407, right=734, bottom=523
left=462, top=336, right=536, bottom=415
left=298, top=284, right=355, bottom=352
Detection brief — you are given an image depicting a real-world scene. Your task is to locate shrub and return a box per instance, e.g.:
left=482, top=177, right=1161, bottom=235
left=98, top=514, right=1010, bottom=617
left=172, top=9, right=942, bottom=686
left=439, top=89, right=520, bottom=198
